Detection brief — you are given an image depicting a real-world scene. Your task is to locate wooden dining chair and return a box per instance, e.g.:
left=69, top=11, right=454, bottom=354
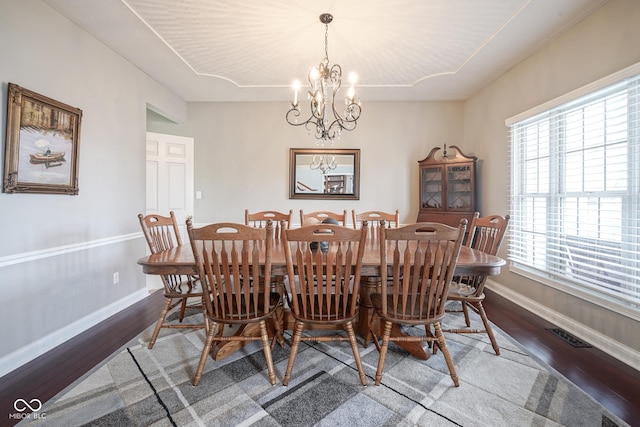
left=138, top=211, right=206, bottom=349
left=350, top=209, right=401, bottom=253
left=351, top=209, right=400, bottom=345
left=351, top=210, right=400, bottom=239
left=186, top=219, right=283, bottom=386
left=245, top=209, right=293, bottom=332
left=281, top=220, right=369, bottom=386
left=245, top=209, right=293, bottom=240
left=300, top=210, right=348, bottom=227
left=369, top=220, right=467, bottom=387
left=443, top=213, right=510, bottom=355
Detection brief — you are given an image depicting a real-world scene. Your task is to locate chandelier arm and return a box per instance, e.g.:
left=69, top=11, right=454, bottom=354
left=285, top=105, right=322, bottom=127
left=285, top=108, right=328, bottom=143
left=311, top=122, right=325, bottom=140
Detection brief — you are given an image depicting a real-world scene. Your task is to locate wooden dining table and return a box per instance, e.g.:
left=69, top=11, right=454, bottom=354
left=138, top=236, right=505, bottom=360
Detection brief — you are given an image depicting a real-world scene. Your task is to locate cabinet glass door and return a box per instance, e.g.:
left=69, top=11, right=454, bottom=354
left=421, top=166, right=442, bottom=209
left=446, top=165, right=472, bottom=210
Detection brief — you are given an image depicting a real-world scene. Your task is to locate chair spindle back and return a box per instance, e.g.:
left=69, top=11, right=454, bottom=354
left=379, top=220, right=466, bottom=323
left=283, top=222, right=368, bottom=322
left=188, top=221, right=273, bottom=323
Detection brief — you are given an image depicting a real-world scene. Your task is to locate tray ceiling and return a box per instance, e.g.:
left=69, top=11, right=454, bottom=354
left=44, top=0, right=606, bottom=102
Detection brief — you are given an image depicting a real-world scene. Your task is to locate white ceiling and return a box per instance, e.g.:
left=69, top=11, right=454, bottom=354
left=44, top=0, right=606, bottom=102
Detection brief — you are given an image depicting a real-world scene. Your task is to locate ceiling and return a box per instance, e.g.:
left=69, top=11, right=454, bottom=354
left=44, top=0, right=606, bottom=102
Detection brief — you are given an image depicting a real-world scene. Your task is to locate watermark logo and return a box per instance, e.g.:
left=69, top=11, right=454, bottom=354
left=14, top=398, right=42, bottom=412
left=8, top=398, right=46, bottom=420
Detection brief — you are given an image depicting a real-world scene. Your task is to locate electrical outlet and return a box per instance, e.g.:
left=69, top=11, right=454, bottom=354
left=113, top=272, right=120, bottom=284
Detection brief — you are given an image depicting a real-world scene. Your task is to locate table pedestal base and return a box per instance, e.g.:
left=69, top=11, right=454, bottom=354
left=209, top=324, right=260, bottom=361
left=208, top=305, right=283, bottom=361
left=205, top=273, right=433, bottom=362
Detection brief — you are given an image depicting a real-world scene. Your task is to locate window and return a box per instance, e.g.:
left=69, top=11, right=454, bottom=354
left=507, top=68, right=640, bottom=311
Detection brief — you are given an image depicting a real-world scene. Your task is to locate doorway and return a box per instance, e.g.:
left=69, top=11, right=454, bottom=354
left=145, top=131, right=195, bottom=289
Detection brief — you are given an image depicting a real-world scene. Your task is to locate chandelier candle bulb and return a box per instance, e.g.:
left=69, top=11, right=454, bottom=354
left=292, top=80, right=300, bottom=106
left=347, top=87, right=355, bottom=103
left=347, top=72, right=357, bottom=103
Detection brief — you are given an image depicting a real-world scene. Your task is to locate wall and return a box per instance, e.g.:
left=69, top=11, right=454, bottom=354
left=464, top=0, right=640, bottom=368
left=148, top=101, right=465, bottom=226
left=0, top=0, right=186, bottom=376
left=4, top=0, right=638, bottom=376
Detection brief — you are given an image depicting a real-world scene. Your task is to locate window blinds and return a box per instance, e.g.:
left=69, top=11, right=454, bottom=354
left=507, top=72, right=640, bottom=309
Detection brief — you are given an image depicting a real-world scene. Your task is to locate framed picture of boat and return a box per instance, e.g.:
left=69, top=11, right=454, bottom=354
left=3, top=83, right=82, bottom=194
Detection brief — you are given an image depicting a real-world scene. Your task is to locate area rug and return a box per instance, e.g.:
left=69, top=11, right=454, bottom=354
left=22, top=305, right=628, bottom=427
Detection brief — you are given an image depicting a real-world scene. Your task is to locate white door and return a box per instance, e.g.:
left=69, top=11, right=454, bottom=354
left=145, top=132, right=195, bottom=290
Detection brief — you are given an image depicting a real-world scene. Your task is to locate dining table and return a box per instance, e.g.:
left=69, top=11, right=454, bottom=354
left=138, top=235, right=505, bottom=361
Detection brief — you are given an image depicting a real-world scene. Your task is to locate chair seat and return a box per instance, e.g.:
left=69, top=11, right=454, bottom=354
left=447, top=282, right=478, bottom=297
left=210, top=292, right=282, bottom=322
left=256, top=274, right=286, bottom=286
left=291, top=294, right=357, bottom=323
left=370, top=293, right=444, bottom=324
left=447, top=287, right=485, bottom=302
left=163, top=281, right=205, bottom=299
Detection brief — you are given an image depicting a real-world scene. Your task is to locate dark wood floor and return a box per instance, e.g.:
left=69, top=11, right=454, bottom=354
left=482, top=288, right=640, bottom=426
left=1, top=288, right=638, bottom=426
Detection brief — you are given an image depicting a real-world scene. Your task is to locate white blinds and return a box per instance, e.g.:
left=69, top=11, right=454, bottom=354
left=507, top=72, right=640, bottom=309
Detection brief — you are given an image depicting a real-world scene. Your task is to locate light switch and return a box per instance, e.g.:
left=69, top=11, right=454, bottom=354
left=196, top=190, right=202, bottom=199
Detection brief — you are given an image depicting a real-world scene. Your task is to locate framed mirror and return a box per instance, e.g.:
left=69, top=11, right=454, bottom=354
left=289, top=148, right=360, bottom=200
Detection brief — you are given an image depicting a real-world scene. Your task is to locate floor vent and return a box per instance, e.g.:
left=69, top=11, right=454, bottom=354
left=546, top=328, right=592, bottom=348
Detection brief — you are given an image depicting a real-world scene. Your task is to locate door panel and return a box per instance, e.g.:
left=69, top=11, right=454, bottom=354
left=145, top=132, right=194, bottom=290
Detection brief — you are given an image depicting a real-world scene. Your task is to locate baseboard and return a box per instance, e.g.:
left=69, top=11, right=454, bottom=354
left=0, top=288, right=149, bottom=378
left=486, top=280, right=640, bottom=371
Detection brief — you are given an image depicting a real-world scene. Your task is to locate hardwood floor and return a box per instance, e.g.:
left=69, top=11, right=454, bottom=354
left=482, top=288, right=640, bottom=426
left=1, top=288, right=637, bottom=426
left=0, top=290, right=165, bottom=426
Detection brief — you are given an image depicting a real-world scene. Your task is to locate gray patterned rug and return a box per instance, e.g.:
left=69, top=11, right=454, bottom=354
left=22, top=304, right=628, bottom=427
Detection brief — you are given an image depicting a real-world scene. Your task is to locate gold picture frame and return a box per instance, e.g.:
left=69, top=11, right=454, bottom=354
left=3, top=83, right=82, bottom=194
left=289, top=148, right=360, bottom=200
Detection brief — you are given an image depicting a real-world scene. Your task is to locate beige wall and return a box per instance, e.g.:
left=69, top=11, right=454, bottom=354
left=149, top=101, right=465, bottom=225
left=147, top=0, right=640, bottom=368
left=464, top=0, right=640, bottom=367
left=0, top=0, right=186, bottom=376
left=2, top=0, right=638, bottom=376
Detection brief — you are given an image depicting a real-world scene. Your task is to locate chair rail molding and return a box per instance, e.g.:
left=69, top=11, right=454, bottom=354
left=0, top=232, right=141, bottom=267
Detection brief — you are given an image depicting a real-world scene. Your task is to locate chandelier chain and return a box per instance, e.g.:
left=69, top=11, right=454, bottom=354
left=324, top=23, right=329, bottom=64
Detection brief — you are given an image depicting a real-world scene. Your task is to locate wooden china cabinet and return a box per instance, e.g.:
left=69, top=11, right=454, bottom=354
left=417, top=145, right=477, bottom=227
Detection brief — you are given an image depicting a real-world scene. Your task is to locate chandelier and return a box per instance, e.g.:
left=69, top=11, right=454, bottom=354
left=310, top=154, right=337, bottom=174
left=285, top=13, right=361, bottom=146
